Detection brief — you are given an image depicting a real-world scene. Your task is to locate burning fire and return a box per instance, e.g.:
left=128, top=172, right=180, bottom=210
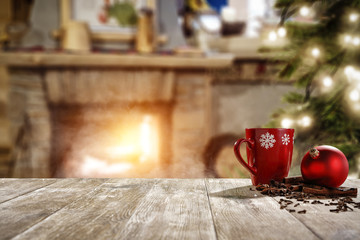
left=80, top=155, right=133, bottom=176
left=78, top=115, right=159, bottom=177
left=140, top=115, right=154, bottom=161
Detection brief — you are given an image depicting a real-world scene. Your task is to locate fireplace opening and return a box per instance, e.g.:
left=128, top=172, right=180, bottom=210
left=50, top=104, right=172, bottom=178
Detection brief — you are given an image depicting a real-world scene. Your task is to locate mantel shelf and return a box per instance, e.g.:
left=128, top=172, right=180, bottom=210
left=0, top=52, right=234, bottom=69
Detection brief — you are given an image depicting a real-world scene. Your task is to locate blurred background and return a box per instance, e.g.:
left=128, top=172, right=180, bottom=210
left=0, top=0, right=359, bottom=179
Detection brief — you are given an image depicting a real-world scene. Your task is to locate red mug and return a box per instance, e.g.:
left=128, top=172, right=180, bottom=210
left=234, top=128, right=294, bottom=186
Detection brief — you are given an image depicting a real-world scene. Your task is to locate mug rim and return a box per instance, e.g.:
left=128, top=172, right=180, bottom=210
left=245, top=128, right=294, bottom=130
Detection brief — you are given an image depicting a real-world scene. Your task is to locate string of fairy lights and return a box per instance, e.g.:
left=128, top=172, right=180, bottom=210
left=267, top=4, right=360, bottom=129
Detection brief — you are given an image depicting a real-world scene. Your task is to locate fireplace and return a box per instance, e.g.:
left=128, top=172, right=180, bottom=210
left=5, top=53, right=221, bottom=178
left=44, top=69, right=175, bottom=178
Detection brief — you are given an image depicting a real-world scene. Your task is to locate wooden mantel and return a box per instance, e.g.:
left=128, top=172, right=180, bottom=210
left=0, top=52, right=234, bottom=69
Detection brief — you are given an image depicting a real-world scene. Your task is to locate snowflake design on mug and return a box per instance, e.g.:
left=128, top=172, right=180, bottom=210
left=282, top=134, right=290, bottom=145
left=259, top=132, right=276, bottom=149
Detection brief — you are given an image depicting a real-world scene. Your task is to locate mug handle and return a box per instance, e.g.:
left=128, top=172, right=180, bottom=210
left=234, top=138, right=257, bottom=176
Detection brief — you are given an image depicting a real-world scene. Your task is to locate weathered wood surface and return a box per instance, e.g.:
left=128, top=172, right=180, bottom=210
left=0, top=179, right=106, bottom=239
left=276, top=178, right=360, bottom=240
left=12, top=179, right=156, bottom=240
left=0, top=178, right=359, bottom=240
left=117, top=179, right=216, bottom=240
left=205, top=178, right=319, bottom=240
left=0, top=178, right=56, bottom=203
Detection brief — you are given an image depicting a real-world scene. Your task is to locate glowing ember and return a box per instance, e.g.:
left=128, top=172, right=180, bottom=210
left=80, top=155, right=133, bottom=176
left=75, top=114, right=159, bottom=177
left=107, top=145, right=136, bottom=157
left=105, top=115, right=158, bottom=161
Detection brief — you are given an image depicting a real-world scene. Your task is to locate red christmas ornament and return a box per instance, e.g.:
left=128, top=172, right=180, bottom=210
left=301, top=145, right=349, bottom=188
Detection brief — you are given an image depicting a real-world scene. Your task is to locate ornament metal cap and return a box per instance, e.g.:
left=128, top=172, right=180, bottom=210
left=309, top=148, right=320, bottom=159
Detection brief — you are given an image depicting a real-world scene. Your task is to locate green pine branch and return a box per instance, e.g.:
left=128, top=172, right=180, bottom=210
left=269, top=0, right=360, bottom=167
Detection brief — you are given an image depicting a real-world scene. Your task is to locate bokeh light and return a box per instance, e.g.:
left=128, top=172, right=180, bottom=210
left=300, top=6, right=310, bottom=17
left=281, top=118, right=293, bottom=128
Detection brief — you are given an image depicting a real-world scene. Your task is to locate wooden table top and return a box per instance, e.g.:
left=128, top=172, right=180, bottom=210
left=0, top=178, right=359, bottom=240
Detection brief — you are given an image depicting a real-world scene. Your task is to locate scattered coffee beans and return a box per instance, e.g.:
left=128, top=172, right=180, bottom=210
left=256, top=177, right=359, bottom=214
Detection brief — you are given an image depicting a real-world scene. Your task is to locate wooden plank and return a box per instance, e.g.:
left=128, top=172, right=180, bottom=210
left=0, top=178, right=57, bottom=203
left=11, top=178, right=157, bottom=240
left=205, top=178, right=319, bottom=240
left=115, top=179, right=216, bottom=240
left=0, top=178, right=106, bottom=240
left=0, top=53, right=233, bottom=69
left=280, top=179, right=360, bottom=240
left=343, top=178, right=360, bottom=189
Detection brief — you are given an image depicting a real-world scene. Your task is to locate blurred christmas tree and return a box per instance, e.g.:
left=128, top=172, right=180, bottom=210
left=265, top=0, right=360, bottom=171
